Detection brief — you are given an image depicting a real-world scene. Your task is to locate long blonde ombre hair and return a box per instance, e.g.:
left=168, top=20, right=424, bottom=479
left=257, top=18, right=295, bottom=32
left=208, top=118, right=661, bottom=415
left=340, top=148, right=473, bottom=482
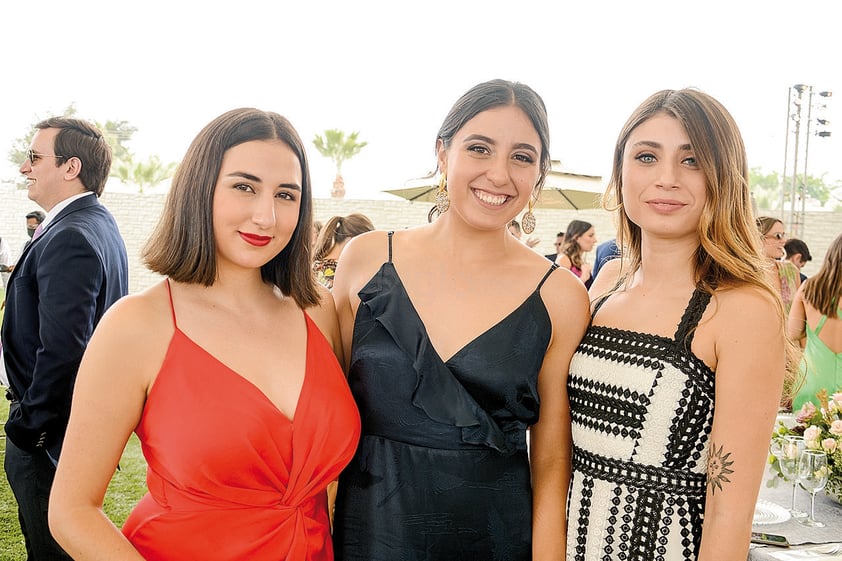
left=602, top=89, right=799, bottom=377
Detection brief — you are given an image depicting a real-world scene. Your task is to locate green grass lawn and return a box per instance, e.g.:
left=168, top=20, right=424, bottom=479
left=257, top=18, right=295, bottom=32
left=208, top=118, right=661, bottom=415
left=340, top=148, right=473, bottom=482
left=0, top=394, right=148, bottom=559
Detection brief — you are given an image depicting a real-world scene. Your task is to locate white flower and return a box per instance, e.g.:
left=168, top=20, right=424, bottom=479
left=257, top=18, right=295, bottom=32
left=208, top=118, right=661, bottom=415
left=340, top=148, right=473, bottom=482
left=804, top=426, right=822, bottom=449
left=821, top=438, right=838, bottom=453
left=830, top=420, right=842, bottom=436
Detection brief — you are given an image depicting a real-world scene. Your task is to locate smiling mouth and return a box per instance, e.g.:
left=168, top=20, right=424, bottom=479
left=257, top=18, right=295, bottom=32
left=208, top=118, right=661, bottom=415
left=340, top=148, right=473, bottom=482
left=473, top=189, right=509, bottom=206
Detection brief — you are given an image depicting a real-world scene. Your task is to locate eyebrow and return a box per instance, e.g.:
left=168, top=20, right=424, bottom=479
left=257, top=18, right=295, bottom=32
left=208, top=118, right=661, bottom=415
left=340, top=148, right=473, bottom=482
left=462, top=134, right=539, bottom=154
left=226, top=171, right=301, bottom=191
left=630, top=140, right=693, bottom=152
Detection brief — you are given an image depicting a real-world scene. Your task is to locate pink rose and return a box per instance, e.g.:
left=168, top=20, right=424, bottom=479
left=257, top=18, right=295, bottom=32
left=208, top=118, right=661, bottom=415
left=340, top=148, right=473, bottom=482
left=804, top=426, right=822, bottom=449
left=796, top=402, right=817, bottom=424
left=821, top=438, right=838, bottom=453
left=832, top=392, right=842, bottom=404
left=830, top=420, right=842, bottom=436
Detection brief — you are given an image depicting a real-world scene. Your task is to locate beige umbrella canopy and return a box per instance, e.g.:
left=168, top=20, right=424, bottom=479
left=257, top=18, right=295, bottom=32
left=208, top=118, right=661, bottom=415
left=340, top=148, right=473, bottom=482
left=384, top=162, right=605, bottom=211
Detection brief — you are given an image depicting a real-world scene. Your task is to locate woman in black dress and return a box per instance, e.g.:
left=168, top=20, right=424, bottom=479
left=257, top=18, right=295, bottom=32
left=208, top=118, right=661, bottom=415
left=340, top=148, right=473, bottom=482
left=331, top=79, right=589, bottom=560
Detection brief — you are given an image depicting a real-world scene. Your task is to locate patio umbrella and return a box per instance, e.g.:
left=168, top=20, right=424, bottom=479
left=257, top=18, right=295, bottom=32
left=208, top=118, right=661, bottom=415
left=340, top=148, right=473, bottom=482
left=383, top=168, right=605, bottom=211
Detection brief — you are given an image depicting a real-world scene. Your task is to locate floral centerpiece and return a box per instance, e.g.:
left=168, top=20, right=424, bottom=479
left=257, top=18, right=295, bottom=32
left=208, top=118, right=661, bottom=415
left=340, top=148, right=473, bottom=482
left=770, top=389, right=842, bottom=501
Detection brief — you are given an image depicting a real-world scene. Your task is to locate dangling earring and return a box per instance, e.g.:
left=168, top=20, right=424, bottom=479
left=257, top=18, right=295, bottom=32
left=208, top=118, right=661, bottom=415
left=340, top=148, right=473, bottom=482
left=435, top=174, right=450, bottom=214
left=521, top=198, right=536, bottom=234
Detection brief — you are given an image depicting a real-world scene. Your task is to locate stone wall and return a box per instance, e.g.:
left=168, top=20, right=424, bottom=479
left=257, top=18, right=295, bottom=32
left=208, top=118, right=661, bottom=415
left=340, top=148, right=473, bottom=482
left=1, top=183, right=839, bottom=294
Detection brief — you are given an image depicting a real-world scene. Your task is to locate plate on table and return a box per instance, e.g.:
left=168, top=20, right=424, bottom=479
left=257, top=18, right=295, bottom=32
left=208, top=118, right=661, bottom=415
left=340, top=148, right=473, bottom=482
left=753, top=499, right=791, bottom=525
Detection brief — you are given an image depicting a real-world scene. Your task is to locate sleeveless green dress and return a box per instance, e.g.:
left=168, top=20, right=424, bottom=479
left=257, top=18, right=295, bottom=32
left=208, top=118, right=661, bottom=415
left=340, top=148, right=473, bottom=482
left=792, top=307, right=842, bottom=411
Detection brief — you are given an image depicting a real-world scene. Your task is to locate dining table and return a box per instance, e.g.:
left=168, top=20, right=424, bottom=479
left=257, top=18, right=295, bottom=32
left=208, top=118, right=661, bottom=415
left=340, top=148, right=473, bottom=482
left=749, top=454, right=842, bottom=560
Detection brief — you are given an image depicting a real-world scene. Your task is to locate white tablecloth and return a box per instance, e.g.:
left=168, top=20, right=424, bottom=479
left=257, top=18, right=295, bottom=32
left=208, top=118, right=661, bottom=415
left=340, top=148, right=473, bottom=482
left=749, top=470, right=842, bottom=560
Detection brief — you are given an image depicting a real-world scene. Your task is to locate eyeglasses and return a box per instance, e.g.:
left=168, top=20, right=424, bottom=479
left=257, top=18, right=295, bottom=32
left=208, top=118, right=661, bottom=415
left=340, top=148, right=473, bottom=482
left=765, top=232, right=787, bottom=240
left=25, top=149, right=67, bottom=164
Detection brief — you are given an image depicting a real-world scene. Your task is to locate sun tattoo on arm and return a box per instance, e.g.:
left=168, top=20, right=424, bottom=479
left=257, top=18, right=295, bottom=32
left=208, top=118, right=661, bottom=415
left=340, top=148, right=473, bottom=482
left=706, top=442, right=735, bottom=494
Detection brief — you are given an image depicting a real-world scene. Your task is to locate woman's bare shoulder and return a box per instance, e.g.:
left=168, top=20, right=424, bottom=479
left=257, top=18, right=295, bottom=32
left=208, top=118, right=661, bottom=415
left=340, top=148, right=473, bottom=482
left=539, top=260, right=590, bottom=324
left=712, top=284, right=779, bottom=319
left=95, top=280, right=174, bottom=344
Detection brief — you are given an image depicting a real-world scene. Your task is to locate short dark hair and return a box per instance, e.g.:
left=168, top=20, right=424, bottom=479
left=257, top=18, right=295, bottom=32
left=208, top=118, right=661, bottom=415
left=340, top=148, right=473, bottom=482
left=25, top=210, right=46, bottom=223
left=35, top=117, right=112, bottom=196
left=784, top=238, right=812, bottom=262
left=143, top=108, right=319, bottom=308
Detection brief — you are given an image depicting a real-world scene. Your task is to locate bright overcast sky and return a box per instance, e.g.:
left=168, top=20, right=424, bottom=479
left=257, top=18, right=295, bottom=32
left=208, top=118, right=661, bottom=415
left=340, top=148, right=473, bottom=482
left=1, top=1, right=839, bottom=200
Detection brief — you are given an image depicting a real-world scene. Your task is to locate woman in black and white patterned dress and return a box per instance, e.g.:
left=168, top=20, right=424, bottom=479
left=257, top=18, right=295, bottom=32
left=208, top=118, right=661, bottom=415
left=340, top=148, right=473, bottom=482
left=568, top=89, right=796, bottom=561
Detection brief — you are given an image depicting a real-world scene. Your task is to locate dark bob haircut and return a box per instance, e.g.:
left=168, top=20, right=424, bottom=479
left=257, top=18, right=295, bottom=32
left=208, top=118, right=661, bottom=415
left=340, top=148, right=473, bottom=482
left=143, top=108, right=319, bottom=308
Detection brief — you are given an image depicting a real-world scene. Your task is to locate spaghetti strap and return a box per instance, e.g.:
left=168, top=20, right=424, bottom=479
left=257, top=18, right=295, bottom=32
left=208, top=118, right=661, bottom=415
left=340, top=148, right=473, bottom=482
left=536, top=263, right=559, bottom=290
left=815, top=314, right=828, bottom=335
left=387, top=231, right=394, bottom=263
left=164, top=278, right=178, bottom=328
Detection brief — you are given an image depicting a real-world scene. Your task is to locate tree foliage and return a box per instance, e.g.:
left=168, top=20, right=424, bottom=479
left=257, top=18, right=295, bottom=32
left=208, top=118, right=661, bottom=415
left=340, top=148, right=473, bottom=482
left=312, top=129, right=367, bottom=176
left=6, top=104, right=176, bottom=193
left=750, top=167, right=841, bottom=211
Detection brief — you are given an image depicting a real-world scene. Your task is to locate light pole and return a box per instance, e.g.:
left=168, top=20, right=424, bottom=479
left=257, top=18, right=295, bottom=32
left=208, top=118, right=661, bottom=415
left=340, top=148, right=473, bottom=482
left=782, top=85, right=832, bottom=238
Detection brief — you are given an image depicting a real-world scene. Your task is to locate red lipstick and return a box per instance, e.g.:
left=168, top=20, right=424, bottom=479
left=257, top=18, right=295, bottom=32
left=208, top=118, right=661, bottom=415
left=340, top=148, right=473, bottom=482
left=239, top=232, right=272, bottom=247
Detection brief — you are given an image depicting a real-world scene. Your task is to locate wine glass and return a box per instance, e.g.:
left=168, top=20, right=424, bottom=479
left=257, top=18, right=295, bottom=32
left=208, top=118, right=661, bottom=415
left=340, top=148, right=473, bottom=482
left=797, top=449, right=828, bottom=527
left=771, top=435, right=807, bottom=518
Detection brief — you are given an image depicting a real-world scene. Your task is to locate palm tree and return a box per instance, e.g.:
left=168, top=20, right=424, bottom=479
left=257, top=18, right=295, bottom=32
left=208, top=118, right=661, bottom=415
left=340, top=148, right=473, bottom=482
left=313, top=129, right=367, bottom=198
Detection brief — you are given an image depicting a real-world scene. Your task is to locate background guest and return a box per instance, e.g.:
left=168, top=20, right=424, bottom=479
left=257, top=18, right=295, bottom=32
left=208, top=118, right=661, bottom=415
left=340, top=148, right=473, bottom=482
left=590, top=237, right=620, bottom=284
left=756, top=216, right=800, bottom=314
left=508, top=218, right=541, bottom=248
left=555, top=219, right=597, bottom=285
left=787, top=232, right=842, bottom=411
left=784, top=237, right=812, bottom=283
left=0, top=234, right=10, bottom=288
left=23, top=210, right=47, bottom=252
left=312, top=213, right=374, bottom=290
left=544, top=230, right=565, bottom=261
left=2, top=117, right=128, bottom=560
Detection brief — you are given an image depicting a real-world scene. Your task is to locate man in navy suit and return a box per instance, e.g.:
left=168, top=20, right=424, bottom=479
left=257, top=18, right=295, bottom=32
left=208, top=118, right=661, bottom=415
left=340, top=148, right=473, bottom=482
left=2, top=117, right=128, bottom=560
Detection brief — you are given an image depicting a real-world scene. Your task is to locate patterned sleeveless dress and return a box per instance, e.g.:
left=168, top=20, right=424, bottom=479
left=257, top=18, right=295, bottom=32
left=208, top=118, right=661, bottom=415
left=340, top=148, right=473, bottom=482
left=567, top=288, right=715, bottom=561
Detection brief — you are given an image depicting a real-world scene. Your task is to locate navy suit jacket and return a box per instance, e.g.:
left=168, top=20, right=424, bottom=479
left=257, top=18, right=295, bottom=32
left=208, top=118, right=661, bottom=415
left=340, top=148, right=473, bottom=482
left=2, top=194, right=128, bottom=459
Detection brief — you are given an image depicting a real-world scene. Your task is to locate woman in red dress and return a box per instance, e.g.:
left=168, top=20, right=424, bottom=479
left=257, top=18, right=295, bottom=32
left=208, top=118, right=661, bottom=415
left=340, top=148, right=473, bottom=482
left=49, top=108, right=361, bottom=560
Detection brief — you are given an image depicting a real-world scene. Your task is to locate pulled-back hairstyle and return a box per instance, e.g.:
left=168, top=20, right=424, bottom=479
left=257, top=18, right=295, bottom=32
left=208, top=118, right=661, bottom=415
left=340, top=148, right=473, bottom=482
left=802, top=232, right=842, bottom=317
left=313, top=213, right=375, bottom=261
left=430, top=79, right=551, bottom=218
left=35, top=117, right=112, bottom=196
left=143, top=108, right=319, bottom=308
left=755, top=216, right=783, bottom=237
left=561, top=219, right=593, bottom=269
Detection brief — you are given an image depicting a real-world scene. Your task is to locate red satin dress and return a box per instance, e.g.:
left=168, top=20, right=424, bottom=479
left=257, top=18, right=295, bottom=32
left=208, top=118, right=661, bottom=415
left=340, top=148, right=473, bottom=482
left=122, top=283, right=361, bottom=560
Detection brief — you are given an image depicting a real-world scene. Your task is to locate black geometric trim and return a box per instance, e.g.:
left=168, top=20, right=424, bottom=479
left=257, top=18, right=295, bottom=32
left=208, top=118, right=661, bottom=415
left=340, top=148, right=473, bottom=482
left=663, top=381, right=714, bottom=470
left=628, top=490, right=663, bottom=560
left=579, top=324, right=714, bottom=402
left=572, top=447, right=706, bottom=497
left=568, top=377, right=648, bottom=439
